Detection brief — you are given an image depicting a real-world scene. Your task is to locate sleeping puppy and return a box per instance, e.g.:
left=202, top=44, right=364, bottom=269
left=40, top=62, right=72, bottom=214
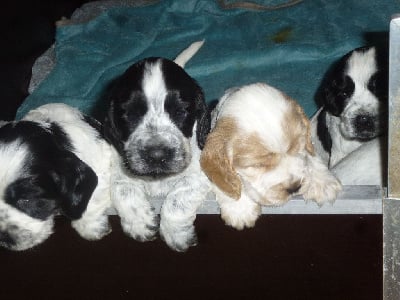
left=104, top=41, right=211, bottom=251
left=200, top=83, right=341, bottom=230
left=0, top=103, right=113, bottom=250
left=311, top=46, right=388, bottom=168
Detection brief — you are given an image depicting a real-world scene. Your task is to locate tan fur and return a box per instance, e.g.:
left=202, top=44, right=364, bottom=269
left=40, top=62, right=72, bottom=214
left=282, top=95, right=315, bottom=155
left=232, top=134, right=281, bottom=171
left=200, top=117, right=242, bottom=200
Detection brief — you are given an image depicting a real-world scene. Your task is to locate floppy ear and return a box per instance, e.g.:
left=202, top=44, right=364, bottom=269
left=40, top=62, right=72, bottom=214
left=296, top=104, right=315, bottom=155
left=49, top=151, right=98, bottom=220
left=200, top=118, right=242, bottom=200
left=196, top=101, right=211, bottom=149
left=194, top=90, right=211, bottom=149
left=103, top=104, right=124, bottom=153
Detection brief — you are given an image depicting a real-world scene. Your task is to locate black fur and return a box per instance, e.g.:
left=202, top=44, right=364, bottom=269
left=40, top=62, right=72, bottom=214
left=104, top=57, right=210, bottom=152
left=316, top=109, right=332, bottom=155
left=1, top=121, right=97, bottom=220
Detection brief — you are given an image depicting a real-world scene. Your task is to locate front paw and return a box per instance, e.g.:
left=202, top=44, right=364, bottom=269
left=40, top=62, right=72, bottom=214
left=121, top=209, right=159, bottom=242
left=159, top=220, right=198, bottom=252
left=72, top=215, right=112, bottom=241
left=302, top=173, right=342, bottom=205
left=219, top=198, right=261, bottom=230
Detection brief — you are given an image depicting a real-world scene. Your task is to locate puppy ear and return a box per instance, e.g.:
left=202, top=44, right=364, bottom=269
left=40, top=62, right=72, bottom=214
left=196, top=99, right=211, bottom=149
left=103, top=104, right=124, bottom=153
left=200, top=118, right=242, bottom=200
left=49, top=151, right=98, bottom=220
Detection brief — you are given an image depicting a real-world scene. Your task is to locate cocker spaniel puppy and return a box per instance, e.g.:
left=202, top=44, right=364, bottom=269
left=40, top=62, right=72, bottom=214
left=104, top=41, right=211, bottom=251
left=311, top=46, right=388, bottom=168
left=200, top=83, right=341, bottom=230
left=0, top=104, right=113, bottom=250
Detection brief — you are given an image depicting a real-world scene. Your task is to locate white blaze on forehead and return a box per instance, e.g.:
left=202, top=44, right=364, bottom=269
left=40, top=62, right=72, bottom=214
left=346, top=48, right=377, bottom=86
left=219, top=83, right=290, bottom=151
left=0, top=139, right=29, bottom=198
left=142, top=60, right=168, bottom=113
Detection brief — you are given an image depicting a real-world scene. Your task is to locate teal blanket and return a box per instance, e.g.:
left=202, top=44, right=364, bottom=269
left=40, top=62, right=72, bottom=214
left=16, top=0, right=398, bottom=119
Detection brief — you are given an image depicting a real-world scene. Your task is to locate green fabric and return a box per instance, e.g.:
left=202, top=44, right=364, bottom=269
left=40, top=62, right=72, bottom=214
left=16, top=0, right=398, bottom=119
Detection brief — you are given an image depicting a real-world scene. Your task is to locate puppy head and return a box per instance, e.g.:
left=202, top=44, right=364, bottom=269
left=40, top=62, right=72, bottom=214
left=201, top=83, right=314, bottom=205
left=0, top=122, right=97, bottom=250
left=321, top=46, right=387, bottom=140
left=105, top=57, right=209, bottom=178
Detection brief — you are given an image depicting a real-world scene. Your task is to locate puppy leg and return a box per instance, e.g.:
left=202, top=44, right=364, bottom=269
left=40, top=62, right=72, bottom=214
left=300, top=154, right=342, bottom=205
left=112, top=181, right=159, bottom=242
left=71, top=186, right=111, bottom=240
left=216, top=189, right=261, bottom=230
left=160, top=175, right=210, bottom=252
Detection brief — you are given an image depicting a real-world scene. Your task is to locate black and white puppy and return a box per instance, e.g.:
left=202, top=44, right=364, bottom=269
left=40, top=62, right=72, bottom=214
left=0, top=103, right=113, bottom=250
left=311, top=46, right=388, bottom=168
left=104, top=41, right=211, bottom=252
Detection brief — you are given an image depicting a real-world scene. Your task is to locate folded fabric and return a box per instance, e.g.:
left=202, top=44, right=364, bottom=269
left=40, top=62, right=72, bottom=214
left=16, top=0, right=398, bottom=120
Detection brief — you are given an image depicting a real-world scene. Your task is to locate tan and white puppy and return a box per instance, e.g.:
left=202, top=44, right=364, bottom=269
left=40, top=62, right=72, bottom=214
left=200, top=83, right=342, bottom=230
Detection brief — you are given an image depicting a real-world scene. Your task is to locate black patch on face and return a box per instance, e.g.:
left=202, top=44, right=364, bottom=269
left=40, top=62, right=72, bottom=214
left=103, top=59, right=150, bottom=145
left=162, top=59, right=203, bottom=139
left=323, top=74, right=355, bottom=117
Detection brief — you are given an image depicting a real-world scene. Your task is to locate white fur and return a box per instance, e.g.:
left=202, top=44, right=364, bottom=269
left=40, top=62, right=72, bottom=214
left=331, top=138, right=383, bottom=185
left=311, top=47, right=383, bottom=167
left=206, top=83, right=341, bottom=230
left=110, top=42, right=210, bottom=251
left=0, top=104, right=115, bottom=250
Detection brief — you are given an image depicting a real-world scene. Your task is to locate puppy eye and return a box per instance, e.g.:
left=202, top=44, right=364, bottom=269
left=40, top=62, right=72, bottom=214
left=175, top=108, right=188, bottom=119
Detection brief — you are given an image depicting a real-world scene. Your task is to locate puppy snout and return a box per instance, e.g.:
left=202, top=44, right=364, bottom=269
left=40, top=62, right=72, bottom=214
left=354, top=114, right=375, bottom=133
left=144, top=146, right=174, bottom=164
left=0, top=231, right=15, bottom=247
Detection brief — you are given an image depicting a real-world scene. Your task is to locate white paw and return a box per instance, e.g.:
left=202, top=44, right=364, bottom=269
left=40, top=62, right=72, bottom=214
left=159, top=220, right=198, bottom=252
left=219, top=196, right=261, bottom=230
left=302, top=173, right=342, bottom=205
left=121, top=207, right=159, bottom=242
left=72, top=214, right=111, bottom=241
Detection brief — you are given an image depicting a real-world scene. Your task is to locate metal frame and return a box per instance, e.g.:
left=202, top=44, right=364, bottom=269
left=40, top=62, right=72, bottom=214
left=384, top=14, right=400, bottom=300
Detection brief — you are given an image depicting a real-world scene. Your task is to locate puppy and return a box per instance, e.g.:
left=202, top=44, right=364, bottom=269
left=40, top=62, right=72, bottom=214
left=104, top=41, right=211, bottom=251
left=0, top=103, right=113, bottom=250
left=311, top=46, right=388, bottom=168
left=200, top=83, right=341, bottom=230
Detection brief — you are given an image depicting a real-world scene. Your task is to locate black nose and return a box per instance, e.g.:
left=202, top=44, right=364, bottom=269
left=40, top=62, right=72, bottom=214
left=145, top=146, right=174, bottom=164
left=0, top=231, right=15, bottom=247
left=355, top=115, right=374, bottom=132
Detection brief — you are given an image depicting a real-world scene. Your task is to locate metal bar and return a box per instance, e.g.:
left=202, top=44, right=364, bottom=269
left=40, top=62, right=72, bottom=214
left=384, top=14, right=400, bottom=300
left=388, top=14, right=400, bottom=198
left=106, top=185, right=382, bottom=215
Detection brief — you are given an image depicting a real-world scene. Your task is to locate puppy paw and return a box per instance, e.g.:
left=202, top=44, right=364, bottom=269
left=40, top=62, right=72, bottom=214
left=302, top=173, right=342, bottom=205
left=159, top=220, right=198, bottom=252
left=121, top=208, right=159, bottom=242
left=219, top=197, right=261, bottom=230
left=72, top=215, right=112, bottom=241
